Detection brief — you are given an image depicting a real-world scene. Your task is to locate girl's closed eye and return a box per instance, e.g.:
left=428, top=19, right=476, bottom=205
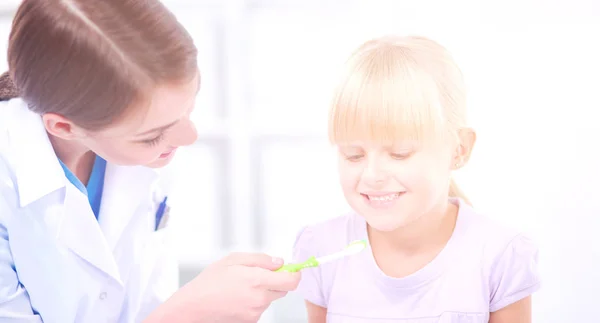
left=390, top=152, right=412, bottom=160
left=339, top=146, right=365, bottom=162
left=345, top=153, right=364, bottom=162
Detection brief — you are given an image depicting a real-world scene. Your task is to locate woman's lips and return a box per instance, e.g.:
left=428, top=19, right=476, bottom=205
left=159, top=148, right=177, bottom=159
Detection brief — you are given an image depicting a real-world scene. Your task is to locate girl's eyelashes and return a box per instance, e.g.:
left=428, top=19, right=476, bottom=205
left=390, top=152, right=411, bottom=160
left=344, top=154, right=364, bottom=162
left=141, top=133, right=165, bottom=146
left=345, top=153, right=411, bottom=161
left=339, top=148, right=365, bottom=162
left=340, top=149, right=413, bottom=161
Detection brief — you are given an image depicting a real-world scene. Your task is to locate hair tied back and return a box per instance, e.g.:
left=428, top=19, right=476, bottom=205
left=0, top=71, right=19, bottom=101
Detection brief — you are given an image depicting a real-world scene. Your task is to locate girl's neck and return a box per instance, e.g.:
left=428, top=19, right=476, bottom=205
left=367, top=199, right=458, bottom=256
left=48, top=133, right=96, bottom=185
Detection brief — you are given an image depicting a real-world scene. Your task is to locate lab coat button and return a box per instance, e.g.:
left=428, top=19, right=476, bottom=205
left=99, top=292, right=108, bottom=300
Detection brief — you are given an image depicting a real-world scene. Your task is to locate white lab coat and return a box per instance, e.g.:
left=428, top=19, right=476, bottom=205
left=0, top=99, right=178, bottom=323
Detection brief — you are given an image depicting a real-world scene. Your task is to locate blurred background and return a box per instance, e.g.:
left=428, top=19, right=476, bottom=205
left=1, top=0, right=599, bottom=322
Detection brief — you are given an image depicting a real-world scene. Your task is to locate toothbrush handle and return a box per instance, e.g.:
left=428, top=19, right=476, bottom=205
left=275, top=256, right=319, bottom=273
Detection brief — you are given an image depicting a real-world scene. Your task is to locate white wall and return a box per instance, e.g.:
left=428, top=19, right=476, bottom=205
left=0, top=1, right=598, bottom=322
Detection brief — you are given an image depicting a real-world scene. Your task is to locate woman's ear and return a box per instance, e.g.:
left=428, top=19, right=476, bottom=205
left=42, top=113, right=84, bottom=140
left=453, top=128, right=476, bottom=169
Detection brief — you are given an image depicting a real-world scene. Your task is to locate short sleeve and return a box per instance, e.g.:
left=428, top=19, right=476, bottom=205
left=489, top=234, right=541, bottom=312
left=292, top=226, right=327, bottom=308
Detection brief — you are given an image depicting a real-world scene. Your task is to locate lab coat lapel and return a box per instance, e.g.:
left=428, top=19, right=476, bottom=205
left=6, top=103, right=123, bottom=283
left=60, top=184, right=122, bottom=283
left=99, top=164, right=159, bottom=251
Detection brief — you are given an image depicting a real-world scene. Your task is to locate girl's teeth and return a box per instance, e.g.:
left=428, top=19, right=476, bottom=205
left=369, top=193, right=399, bottom=201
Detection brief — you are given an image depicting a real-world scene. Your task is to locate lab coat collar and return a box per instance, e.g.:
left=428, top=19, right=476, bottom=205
left=6, top=100, right=161, bottom=283
left=4, top=103, right=123, bottom=280
left=6, top=100, right=66, bottom=207
left=59, top=164, right=160, bottom=284
left=61, top=183, right=123, bottom=282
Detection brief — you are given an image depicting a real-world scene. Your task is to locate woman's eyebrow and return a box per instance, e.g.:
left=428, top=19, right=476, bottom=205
left=134, top=120, right=179, bottom=137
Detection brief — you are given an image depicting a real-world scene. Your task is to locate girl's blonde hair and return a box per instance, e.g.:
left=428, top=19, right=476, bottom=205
left=329, top=35, right=470, bottom=204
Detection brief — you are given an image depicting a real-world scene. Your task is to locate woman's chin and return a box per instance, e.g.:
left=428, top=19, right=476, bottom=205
left=145, top=153, right=176, bottom=168
left=146, top=159, right=171, bottom=168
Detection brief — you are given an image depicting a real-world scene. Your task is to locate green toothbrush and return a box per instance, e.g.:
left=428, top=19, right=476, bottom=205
left=275, top=239, right=368, bottom=273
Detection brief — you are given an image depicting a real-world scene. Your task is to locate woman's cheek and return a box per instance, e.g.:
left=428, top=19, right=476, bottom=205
left=113, top=145, right=159, bottom=165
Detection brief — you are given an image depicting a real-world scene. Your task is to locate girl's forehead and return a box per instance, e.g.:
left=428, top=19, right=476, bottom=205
left=337, top=140, right=421, bottom=149
left=336, top=139, right=453, bottom=156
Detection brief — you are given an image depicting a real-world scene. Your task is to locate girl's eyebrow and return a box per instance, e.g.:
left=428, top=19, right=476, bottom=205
left=339, top=145, right=363, bottom=150
left=387, top=145, right=413, bottom=149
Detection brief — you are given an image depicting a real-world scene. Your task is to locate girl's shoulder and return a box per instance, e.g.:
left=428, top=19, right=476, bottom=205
left=455, top=200, right=541, bottom=311
left=455, top=200, right=538, bottom=266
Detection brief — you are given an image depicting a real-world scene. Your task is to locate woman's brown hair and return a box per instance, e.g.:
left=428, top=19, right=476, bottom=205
left=0, top=0, right=198, bottom=130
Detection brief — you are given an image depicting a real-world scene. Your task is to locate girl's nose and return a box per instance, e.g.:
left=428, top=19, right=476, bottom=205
left=362, top=158, right=387, bottom=186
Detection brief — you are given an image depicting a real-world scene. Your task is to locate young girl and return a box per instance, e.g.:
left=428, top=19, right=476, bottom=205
left=292, top=35, right=540, bottom=323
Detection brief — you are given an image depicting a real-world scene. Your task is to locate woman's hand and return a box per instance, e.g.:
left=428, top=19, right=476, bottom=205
left=146, top=252, right=301, bottom=323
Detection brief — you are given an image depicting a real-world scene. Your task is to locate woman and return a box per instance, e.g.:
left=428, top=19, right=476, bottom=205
left=0, top=0, right=300, bottom=322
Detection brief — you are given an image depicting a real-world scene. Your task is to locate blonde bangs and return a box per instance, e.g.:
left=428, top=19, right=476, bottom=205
left=328, top=40, right=448, bottom=145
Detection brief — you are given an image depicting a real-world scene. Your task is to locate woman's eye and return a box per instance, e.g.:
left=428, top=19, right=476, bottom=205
left=141, top=133, right=165, bottom=147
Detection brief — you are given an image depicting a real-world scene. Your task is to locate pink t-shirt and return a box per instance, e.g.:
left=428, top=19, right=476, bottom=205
left=292, top=198, right=541, bottom=322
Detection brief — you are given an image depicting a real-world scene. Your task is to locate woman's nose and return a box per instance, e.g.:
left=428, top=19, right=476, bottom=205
left=170, top=118, right=198, bottom=147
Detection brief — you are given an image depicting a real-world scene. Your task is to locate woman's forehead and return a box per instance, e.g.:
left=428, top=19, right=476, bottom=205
left=99, top=75, right=200, bottom=138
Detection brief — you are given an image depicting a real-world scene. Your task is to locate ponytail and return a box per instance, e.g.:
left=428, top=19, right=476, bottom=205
left=449, top=178, right=471, bottom=206
left=0, top=72, right=19, bottom=102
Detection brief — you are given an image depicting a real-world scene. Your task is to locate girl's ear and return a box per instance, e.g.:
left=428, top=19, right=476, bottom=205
left=453, top=128, right=476, bottom=169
